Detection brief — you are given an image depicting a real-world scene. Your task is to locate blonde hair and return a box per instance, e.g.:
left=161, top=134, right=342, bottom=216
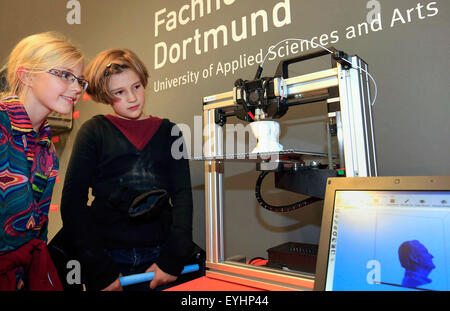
left=1, top=31, right=84, bottom=98
left=84, top=49, right=149, bottom=105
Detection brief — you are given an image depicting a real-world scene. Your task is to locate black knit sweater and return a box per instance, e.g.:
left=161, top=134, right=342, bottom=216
left=60, top=115, right=193, bottom=290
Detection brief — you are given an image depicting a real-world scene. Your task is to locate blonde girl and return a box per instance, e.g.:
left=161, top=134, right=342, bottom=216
left=0, top=32, right=86, bottom=291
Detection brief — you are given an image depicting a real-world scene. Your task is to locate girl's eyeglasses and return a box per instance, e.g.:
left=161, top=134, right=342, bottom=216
left=48, top=68, right=89, bottom=91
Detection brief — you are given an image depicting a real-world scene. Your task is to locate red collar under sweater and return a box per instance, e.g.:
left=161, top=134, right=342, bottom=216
left=105, top=114, right=163, bottom=151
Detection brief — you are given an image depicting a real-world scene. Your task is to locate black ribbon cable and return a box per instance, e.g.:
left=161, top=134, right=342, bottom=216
left=255, top=171, right=321, bottom=212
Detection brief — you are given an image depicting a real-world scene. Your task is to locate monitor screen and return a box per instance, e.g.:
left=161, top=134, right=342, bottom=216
left=324, top=190, right=450, bottom=291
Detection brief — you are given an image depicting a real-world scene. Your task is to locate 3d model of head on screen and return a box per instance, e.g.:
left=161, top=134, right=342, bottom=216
left=398, top=240, right=435, bottom=288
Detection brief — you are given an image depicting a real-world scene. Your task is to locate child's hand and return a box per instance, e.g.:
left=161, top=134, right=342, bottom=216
left=146, top=263, right=177, bottom=289
left=101, top=275, right=123, bottom=291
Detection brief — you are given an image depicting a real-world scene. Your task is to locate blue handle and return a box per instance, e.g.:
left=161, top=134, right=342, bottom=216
left=119, top=264, right=199, bottom=286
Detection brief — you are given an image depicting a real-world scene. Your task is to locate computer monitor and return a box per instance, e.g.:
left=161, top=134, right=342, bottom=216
left=314, top=176, right=450, bottom=291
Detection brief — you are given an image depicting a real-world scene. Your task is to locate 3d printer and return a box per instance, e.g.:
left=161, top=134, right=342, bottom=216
left=197, top=46, right=377, bottom=290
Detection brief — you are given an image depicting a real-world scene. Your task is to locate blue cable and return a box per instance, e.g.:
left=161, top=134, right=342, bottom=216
left=119, top=264, right=200, bottom=286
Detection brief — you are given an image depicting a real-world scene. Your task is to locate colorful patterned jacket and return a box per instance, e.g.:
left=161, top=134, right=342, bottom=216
left=0, top=96, right=59, bottom=253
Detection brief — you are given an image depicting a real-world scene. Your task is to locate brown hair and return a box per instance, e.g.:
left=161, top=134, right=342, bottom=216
left=1, top=32, right=84, bottom=98
left=84, top=49, right=149, bottom=105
